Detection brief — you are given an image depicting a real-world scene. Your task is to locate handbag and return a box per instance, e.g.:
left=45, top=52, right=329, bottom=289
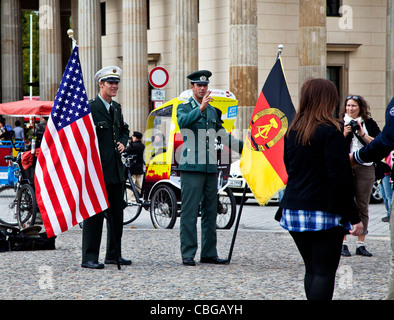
left=374, top=160, right=391, bottom=180
left=0, top=224, right=56, bottom=252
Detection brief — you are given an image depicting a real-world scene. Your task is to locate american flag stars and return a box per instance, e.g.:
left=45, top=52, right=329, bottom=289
left=52, top=51, right=90, bottom=131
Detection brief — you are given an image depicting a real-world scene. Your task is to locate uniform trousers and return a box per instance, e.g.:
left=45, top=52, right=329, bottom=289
left=82, top=182, right=124, bottom=263
left=180, top=171, right=218, bottom=260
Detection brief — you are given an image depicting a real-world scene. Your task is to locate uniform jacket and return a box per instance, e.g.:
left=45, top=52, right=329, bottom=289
left=355, top=97, right=394, bottom=164
left=176, top=96, right=243, bottom=173
left=90, top=94, right=129, bottom=184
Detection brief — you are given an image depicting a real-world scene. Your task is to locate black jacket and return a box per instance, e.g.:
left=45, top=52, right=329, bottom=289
left=355, top=98, right=394, bottom=164
left=125, top=140, right=145, bottom=174
left=279, top=123, right=360, bottom=225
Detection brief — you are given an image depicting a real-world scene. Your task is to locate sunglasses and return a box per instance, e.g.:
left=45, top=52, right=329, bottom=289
left=346, top=95, right=359, bottom=100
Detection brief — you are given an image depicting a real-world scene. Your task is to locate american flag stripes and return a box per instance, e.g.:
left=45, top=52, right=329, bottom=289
left=35, top=46, right=108, bottom=238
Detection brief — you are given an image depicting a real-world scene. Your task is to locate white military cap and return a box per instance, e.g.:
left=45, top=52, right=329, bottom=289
left=95, top=66, right=122, bottom=82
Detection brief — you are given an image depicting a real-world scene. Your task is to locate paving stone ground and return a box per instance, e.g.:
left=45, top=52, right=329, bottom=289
left=0, top=201, right=391, bottom=305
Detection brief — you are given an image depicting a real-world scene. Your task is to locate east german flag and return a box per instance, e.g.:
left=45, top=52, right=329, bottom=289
left=240, top=57, right=295, bottom=205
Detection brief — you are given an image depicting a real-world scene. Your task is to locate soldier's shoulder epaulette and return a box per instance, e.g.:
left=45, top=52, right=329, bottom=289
left=181, top=100, right=197, bottom=109
left=178, top=101, right=190, bottom=109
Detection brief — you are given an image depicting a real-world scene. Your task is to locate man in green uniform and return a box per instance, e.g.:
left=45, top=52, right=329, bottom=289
left=177, top=70, right=243, bottom=266
left=81, top=66, right=130, bottom=269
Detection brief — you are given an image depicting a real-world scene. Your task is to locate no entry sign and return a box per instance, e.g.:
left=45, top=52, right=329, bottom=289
left=149, top=66, right=169, bottom=89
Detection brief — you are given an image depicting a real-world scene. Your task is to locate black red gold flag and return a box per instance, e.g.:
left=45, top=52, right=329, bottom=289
left=240, top=57, right=295, bottom=205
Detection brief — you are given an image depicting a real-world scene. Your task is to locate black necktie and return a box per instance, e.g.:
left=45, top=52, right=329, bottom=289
left=109, top=104, right=114, bottom=119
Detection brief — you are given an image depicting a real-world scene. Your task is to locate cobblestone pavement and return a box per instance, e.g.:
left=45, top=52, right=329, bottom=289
left=0, top=201, right=391, bottom=303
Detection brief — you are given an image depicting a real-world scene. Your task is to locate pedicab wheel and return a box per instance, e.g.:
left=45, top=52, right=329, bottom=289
left=0, top=185, right=18, bottom=226
left=123, top=185, right=143, bottom=225
left=216, top=187, right=236, bottom=229
left=150, top=184, right=177, bottom=229
left=16, top=184, right=37, bottom=229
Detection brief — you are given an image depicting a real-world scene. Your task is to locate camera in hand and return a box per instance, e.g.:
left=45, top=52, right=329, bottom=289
left=348, top=119, right=360, bottom=132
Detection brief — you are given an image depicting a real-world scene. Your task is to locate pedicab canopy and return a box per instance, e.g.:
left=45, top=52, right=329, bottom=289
left=0, top=100, right=52, bottom=170
left=144, top=89, right=238, bottom=198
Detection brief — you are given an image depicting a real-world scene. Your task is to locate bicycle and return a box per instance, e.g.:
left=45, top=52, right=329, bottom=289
left=123, top=154, right=150, bottom=225
left=0, top=151, right=37, bottom=229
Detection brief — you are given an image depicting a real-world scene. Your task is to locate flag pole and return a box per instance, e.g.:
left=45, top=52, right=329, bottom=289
left=67, top=29, right=77, bottom=49
left=226, top=183, right=247, bottom=264
left=277, top=44, right=284, bottom=59
left=66, top=30, right=121, bottom=270
left=226, top=44, right=285, bottom=264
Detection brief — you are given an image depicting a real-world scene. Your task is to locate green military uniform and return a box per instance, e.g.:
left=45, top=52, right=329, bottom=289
left=177, top=70, right=243, bottom=264
left=82, top=67, right=130, bottom=267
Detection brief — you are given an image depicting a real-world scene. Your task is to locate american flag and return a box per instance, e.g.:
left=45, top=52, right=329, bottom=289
left=35, top=46, right=108, bottom=238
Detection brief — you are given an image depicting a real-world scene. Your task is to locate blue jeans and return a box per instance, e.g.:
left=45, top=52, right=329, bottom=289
left=380, top=175, right=393, bottom=217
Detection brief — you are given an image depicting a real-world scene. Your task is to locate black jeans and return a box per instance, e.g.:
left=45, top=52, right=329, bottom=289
left=289, top=226, right=346, bottom=300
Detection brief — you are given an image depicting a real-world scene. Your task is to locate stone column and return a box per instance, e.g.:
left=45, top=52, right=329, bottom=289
left=122, top=0, right=149, bottom=133
left=229, top=0, right=258, bottom=140
left=1, top=0, right=23, bottom=102
left=71, top=0, right=78, bottom=41
left=172, top=0, right=198, bottom=96
left=386, top=1, right=394, bottom=106
left=298, top=0, right=327, bottom=86
left=39, top=0, right=62, bottom=101
left=78, top=0, right=101, bottom=100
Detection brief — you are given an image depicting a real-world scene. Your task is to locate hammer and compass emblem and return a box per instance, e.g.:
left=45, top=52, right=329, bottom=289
left=246, top=108, right=288, bottom=152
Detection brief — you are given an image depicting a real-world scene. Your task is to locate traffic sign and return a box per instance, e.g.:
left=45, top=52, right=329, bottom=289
left=149, top=66, right=169, bottom=89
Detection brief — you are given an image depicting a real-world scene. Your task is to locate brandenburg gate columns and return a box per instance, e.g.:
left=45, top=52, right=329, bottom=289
left=229, top=0, right=258, bottom=140
left=172, top=0, right=199, bottom=96
left=78, top=0, right=102, bottom=100
left=1, top=0, right=23, bottom=102
left=122, top=0, right=149, bottom=133
left=39, top=0, right=63, bottom=101
left=298, top=0, right=327, bottom=85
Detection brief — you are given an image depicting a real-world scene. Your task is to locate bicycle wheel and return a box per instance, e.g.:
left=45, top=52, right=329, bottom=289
left=17, top=184, right=37, bottom=229
left=216, top=187, right=236, bottom=229
left=123, top=184, right=143, bottom=225
left=0, top=185, right=18, bottom=226
left=150, top=185, right=177, bottom=229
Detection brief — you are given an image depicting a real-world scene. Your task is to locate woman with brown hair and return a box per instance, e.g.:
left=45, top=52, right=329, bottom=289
left=277, top=78, right=363, bottom=300
left=339, top=95, right=381, bottom=257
